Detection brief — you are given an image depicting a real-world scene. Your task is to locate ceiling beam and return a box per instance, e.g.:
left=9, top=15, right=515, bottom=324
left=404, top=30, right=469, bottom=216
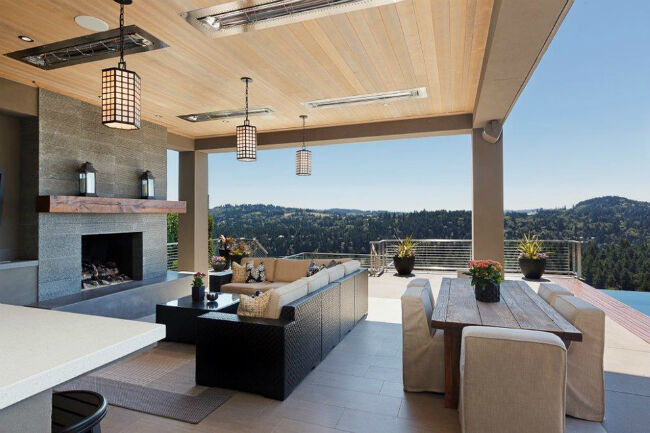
left=195, top=114, right=472, bottom=153
left=0, top=76, right=37, bottom=117
left=473, top=0, right=574, bottom=128
left=167, top=132, right=195, bottom=152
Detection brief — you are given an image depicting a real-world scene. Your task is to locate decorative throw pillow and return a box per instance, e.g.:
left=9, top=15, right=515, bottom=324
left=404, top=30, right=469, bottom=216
left=246, top=262, right=266, bottom=283
left=306, top=260, right=324, bottom=277
left=237, top=290, right=272, bottom=317
left=327, top=259, right=340, bottom=269
left=231, top=261, right=247, bottom=283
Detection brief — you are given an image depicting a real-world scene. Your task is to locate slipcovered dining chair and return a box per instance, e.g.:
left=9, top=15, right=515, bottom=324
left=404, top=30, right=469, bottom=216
left=554, top=295, right=606, bottom=421
left=539, top=282, right=574, bottom=306
left=400, top=279, right=444, bottom=393
left=459, top=326, right=567, bottom=433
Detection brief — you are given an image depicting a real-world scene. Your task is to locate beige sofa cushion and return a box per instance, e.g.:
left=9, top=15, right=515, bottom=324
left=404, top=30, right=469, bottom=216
left=274, top=259, right=310, bottom=282
left=242, top=258, right=277, bottom=282
left=326, top=264, right=345, bottom=283
left=554, top=295, right=605, bottom=422
left=342, top=260, right=361, bottom=275
left=304, top=269, right=330, bottom=293
left=263, top=279, right=308, bottom=319
left=221, top=282, right=286, bottom=296
left=310, top=258, right=351, bottom=267
left=538, top=283, right=573, bottom=306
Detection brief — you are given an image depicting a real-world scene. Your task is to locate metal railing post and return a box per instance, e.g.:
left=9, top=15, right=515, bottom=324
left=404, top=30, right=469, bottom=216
left=576, top=242, right=582, bottom=278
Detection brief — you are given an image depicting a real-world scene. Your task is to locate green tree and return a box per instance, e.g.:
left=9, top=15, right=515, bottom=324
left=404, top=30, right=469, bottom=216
left=167, top=213, right=178, bottom=243
left=208, top=212, right=216, bottom=263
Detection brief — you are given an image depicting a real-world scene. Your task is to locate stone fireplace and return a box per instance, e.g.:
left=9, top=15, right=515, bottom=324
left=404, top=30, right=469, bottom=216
left=81, top=232, right=143, bottom=289
left=32, top=89, right=169, bottom=301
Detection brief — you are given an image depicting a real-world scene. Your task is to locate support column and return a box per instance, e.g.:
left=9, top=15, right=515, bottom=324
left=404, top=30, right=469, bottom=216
left=471, top=128, right=504, bottom=264
left=178, top=151, right=209, bottom=277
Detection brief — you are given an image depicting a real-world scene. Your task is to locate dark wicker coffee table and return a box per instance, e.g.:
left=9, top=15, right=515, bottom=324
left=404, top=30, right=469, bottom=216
left=156, top=294, right=240, bottom=344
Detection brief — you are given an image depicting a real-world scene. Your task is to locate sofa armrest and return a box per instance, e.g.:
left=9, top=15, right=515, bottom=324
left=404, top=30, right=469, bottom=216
left=196, top=311, right=294, bottom=399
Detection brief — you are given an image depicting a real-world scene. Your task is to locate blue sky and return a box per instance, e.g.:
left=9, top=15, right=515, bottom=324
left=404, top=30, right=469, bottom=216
left=168, top=0, right=650, bottom=212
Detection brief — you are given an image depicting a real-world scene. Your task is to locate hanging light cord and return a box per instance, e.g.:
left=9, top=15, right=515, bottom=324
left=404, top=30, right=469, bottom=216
left=302, top=116, right=306, bottom=150
left=118, top=3, right=126, bottom=70
left=244, top=79, right=250, bottom=125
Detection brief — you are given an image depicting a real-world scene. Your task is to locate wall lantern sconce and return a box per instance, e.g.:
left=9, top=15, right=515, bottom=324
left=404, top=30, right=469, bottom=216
left=78, top=162, right=97, bottom=197
left=140, top=170, right=155, bottom=199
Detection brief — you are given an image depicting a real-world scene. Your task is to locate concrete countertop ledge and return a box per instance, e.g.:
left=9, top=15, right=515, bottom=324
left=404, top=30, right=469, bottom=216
left=0, top=304, right=165, bottom=409
left=0, top=260, right=38, bottom=271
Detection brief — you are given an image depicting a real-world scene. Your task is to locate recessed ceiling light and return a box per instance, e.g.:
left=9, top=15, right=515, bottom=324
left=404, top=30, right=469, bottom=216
left=75, top=15, right=109, bottom=32
left=18, top=35, right=34, bottom=43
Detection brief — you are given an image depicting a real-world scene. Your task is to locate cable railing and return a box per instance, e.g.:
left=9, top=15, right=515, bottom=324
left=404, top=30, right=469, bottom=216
left=368, top=239, right=582, bottom=277
left=283, top=252, right=372, bottom=268
left=166, top=237, right=268, bottom=270
left=168, top=238, right=582, bottom=277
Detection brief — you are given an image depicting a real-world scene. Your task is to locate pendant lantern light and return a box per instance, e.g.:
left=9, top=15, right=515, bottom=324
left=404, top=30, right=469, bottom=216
left=236, top=77, right=257, bottom=161
left=296, top=115, right=311, bottom=176
left=102, top=0, right=141, bottom=130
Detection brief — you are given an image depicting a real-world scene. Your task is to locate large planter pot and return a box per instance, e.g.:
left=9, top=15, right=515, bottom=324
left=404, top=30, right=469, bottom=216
left=519, top=258, right=547, bottom=279
left=474, top=282, right=500, bottom=302
left=211, top=262, right=227, bottom=272
left=393, top=255, right=415, bottom=275
left=230, top=255, right=246, bottom=265
left=192, top=285, right=205, bottom=302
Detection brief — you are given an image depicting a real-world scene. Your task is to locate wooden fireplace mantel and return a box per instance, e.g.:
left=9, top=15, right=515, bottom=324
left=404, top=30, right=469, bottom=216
left=37, top=195, right=187, bottom=214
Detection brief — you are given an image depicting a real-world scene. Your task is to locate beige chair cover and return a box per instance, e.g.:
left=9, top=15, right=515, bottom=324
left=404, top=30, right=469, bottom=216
left=459, top=326, right=567, bottom=433
left=554, top=295, right=605, bottom=421
left=539, top=282, right=574, bottom=306
left=400, top=280, right=444, bottom=393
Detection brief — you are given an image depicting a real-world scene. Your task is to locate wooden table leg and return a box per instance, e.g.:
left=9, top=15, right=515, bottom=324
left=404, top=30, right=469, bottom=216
left=444, top=328, right=462, bottom=409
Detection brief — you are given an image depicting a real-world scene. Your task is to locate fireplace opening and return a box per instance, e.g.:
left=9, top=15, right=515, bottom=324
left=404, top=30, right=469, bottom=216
left=81, top=232, right=143, bottom=289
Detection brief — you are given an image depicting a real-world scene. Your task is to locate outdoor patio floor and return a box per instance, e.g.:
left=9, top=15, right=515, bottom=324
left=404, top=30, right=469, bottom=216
left=99, top=272, right=649, bottom=433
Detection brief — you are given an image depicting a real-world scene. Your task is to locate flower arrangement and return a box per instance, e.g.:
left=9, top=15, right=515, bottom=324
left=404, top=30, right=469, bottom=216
left=517, top=234, right=548, bottom=260
left=211, top=255, right=227, bottom=271
left=211, top=256, right=226, bottom=265
left=230, top=242, right=251, bottom=257
left=192, top=272, right=206, bottom=289
left=218, top=235, right=235, bottom=250
left=396, top=235, right=417, bottom=258
left=467, top=260, right=504, bottom=288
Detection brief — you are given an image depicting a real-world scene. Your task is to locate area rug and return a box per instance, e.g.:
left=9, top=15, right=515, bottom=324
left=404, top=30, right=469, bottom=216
left=56, top=343, right=232, bottom=424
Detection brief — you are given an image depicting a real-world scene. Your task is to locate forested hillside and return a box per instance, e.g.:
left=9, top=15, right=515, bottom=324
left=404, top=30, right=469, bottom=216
left=199, top=196, right=650, bottom=291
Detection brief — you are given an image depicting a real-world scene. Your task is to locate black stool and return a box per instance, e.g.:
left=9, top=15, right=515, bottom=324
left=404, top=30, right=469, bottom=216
left=52, top=391, right=107, bottom=433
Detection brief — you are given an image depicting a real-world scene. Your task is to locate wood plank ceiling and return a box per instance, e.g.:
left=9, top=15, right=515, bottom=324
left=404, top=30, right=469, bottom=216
left=0, top=0, right=493, bottom=138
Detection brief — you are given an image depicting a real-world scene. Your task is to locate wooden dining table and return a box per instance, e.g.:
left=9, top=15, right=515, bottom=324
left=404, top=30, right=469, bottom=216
left=432, top=278, right=582, bottom=409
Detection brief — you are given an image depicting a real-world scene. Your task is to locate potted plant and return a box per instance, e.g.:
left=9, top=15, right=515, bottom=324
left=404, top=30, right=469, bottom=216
left=229, top=242, right=251, bottom=265
left=468, top=260, right=504, bottom=302
left=517, top=234, right=548, bottom=279
left=191, top=272, right=206, bottom=301
left=211, top=255, right=228, bottom=272
left=393, top=235, right=417, bottom=275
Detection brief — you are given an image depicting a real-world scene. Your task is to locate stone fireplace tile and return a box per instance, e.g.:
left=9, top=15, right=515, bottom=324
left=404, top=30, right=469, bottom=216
left=39, top=256, right=80, bottom=283
left=38, top=277, right=80, bottom=301
left=38, top=234, right=79, bottom=259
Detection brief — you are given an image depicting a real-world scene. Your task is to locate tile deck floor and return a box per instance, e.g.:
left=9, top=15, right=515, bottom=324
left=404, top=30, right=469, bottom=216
left=101, top=272, right=649, bottom=433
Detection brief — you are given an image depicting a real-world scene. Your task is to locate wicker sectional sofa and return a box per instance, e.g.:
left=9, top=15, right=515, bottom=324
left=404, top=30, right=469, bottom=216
left=196, top=258, right=368, bottom=400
